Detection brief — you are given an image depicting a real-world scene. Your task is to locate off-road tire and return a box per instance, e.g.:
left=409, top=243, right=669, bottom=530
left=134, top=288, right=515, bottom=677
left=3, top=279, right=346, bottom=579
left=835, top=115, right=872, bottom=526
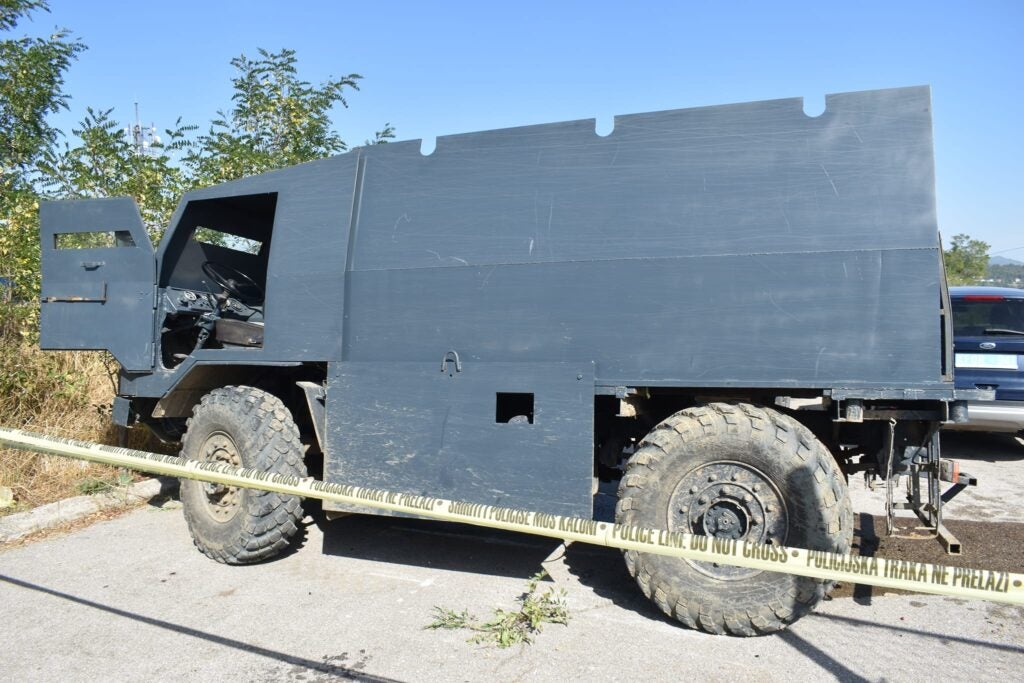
left=616, top=402, right=853, bottom=635
left=180, top=386, right=307, bottom=564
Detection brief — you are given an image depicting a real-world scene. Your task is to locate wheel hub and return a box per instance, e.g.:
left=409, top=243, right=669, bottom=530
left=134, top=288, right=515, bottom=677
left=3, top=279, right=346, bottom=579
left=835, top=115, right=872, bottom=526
left=669, top=460, right=788, bottom=580
left=200, top=432, right=243, bottom=521
left=702, top=501, right=747, bottom=539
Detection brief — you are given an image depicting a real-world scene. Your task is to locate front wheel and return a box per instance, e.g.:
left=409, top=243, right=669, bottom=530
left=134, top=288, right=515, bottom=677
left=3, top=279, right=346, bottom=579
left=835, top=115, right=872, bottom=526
left=180, top=386, right=307, bottom=564
left=616, top=402, right=852, bottom=635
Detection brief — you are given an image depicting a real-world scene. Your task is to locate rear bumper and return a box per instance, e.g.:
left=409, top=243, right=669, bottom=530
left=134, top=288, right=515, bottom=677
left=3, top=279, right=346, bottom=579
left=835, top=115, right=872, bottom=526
left=943, top=400, right=1024, bottom=433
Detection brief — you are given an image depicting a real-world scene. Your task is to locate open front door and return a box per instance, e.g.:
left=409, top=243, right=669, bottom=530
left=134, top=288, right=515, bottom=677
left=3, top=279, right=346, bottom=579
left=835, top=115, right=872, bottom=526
left=39, top=198, right=157, bottom=372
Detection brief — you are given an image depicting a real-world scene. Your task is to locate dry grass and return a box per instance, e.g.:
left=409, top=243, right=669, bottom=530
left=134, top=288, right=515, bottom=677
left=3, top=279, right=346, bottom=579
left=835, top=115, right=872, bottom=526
left=0, top=317, right=166, bottom=515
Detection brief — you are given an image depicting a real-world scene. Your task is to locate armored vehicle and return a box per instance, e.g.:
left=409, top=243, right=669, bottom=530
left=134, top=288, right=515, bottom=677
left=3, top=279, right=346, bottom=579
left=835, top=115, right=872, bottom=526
left=38, top=85, right=979, bottom=635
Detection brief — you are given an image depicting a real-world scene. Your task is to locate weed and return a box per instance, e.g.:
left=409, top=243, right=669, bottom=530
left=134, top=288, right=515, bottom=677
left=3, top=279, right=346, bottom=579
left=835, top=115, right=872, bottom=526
left=76, top=477, right=115, bottom=496
left=75, top=471, right=131, bottom=496
left=426, top=607, right=473, bottom=631
left=425, top=570, right=569, bottom=648
left=0, top=305, right=168, bottom=515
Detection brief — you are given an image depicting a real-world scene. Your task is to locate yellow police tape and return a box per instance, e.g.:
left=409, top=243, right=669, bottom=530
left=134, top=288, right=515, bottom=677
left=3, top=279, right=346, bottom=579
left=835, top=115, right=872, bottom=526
left=1, top=426, right=1021, bottom=606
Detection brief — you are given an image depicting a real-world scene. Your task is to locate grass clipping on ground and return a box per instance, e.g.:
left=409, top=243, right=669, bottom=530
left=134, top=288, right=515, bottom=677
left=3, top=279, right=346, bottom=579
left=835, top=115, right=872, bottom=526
left=426, top=571, right=569, bottom=647
left=0, top=313, right=163, bottom=515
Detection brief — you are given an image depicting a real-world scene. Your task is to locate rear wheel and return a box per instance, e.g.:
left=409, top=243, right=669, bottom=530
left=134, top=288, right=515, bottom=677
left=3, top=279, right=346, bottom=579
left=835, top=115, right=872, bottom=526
left=616, top=402, right=852, bottom=635
left=180, top=385, right=307, bottom=564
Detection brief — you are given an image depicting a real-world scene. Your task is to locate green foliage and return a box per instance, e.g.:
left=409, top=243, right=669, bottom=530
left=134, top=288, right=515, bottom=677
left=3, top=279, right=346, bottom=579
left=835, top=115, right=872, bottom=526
left=987, top=262, right=1024, bottom=289
left=75, top=475, right=113, bottom=495
left=366, top=123, right=396, bottom=146
left=426, top=607, right=474, bottom=630
left=1, top=36, right=392, bottom=329
left=0, top=188, right=42, bottom=309
left=426, top=571, right=569, bottom=648
left=0, top=0, right=84, bottom=315
left=943, top=233, right=990, bottom=286
left=37, top=107, right=189, bottom=242
left=0, top=0, right=85, bottom=176
left=75, top=469, right=131, bottom=495
left=183, top=48, right=365, bottom=184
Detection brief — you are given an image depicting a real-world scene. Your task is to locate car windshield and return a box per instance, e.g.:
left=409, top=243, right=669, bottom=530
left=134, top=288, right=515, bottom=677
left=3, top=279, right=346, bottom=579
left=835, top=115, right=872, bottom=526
left=952, top=296, right=1024, bottom=336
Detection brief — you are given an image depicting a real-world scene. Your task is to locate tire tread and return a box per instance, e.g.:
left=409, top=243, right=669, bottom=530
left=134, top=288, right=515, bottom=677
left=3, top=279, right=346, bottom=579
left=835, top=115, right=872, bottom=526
left=616, top=402, right=853, bottom=636
left=180, top=385, right=306, bottom=565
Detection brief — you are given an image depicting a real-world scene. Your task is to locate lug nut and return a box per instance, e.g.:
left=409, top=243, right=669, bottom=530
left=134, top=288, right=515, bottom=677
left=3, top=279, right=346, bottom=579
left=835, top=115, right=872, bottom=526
left=698, top=496, right=708, bottom=504
left=752, top=484, right=761, bottom=492
left=765, top=505, right=774, bottom=513
left=743, top=494, right=753, bottom=503
left=731, top=473, right=740, bottom=481
left=690, top=486, right=699, bottom=494
left=708, top=474, right=717, bottom=482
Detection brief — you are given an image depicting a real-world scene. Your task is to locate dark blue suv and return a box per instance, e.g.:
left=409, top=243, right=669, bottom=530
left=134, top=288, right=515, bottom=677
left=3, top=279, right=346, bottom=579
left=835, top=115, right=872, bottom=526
left=948, top=286, right=1024, bottom=433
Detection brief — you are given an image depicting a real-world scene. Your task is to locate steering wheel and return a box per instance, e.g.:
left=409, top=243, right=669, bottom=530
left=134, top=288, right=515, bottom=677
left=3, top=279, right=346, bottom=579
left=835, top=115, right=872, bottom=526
left=201, top=261, right=264, bottom=305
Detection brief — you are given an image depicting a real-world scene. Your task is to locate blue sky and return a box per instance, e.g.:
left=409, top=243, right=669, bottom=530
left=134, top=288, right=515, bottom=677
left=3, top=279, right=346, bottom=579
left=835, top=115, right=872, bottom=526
left=26, top=1, right=1024, bottom=257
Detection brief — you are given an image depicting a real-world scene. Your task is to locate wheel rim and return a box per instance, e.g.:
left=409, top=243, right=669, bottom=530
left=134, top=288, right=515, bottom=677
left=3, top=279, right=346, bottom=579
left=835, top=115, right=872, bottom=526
left=668, top=460, right=788, bottom=581
left=199, top=431, right=243, bottom=522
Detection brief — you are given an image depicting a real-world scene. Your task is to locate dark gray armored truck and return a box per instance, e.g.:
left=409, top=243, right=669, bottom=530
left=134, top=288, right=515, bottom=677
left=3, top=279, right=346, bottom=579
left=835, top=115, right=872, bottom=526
left=38, top=86, right=979, bottom=635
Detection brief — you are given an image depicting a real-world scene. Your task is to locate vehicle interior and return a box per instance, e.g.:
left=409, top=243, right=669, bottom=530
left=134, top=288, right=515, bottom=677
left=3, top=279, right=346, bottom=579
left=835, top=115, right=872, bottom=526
left=156, top=193, right=277, bottom=367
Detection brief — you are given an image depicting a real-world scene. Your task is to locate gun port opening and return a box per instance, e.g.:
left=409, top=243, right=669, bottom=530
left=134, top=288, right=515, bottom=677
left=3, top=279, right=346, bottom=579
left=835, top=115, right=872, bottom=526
left=496, top=392, right=534, bottom=424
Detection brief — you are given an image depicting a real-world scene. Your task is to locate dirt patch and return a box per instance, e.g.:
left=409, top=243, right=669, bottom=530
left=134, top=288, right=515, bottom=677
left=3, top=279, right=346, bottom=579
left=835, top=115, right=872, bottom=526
left=829, top=513, right=1024, bottom=599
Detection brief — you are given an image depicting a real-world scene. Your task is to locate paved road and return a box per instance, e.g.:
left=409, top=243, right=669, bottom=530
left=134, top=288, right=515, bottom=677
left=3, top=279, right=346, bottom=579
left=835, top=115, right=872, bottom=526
left=1, top=433, right=1022, bottom=682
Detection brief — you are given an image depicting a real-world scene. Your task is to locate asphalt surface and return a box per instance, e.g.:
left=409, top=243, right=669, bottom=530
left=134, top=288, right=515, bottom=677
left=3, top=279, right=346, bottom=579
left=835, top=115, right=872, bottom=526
left=1, top=432, right=1022, bottom=682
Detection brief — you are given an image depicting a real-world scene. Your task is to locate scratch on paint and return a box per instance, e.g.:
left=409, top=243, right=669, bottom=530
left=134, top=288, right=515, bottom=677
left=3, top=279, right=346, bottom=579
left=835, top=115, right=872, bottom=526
left=479, top=266, right=496, bottom=289
left=391, top=213, right=410, bottom=241
left=767, top=293, right=800, bottom=322
left=820, top=164, right=839, bottom=197
left=424, top=250, right=467, bottom=266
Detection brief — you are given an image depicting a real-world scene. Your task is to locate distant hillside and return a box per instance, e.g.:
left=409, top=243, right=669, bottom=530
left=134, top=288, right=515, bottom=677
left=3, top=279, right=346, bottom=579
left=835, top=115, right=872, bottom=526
left=985, top=261, right=1024, bottom=288
left=990, top=255, right=1024, bottom=266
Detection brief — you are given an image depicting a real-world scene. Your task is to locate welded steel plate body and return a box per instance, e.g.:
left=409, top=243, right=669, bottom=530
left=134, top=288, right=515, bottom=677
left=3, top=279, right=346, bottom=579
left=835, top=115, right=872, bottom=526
left=38, top=86, right=953, bottom=516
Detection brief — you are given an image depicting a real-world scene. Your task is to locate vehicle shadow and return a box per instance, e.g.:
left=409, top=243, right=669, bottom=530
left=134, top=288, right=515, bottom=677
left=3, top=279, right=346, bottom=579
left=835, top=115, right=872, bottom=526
left=315, top=493, right=669, bottom=624
left=940, top=430, right=1024, bottom=462
left=319, top=512, right=564, bottom=580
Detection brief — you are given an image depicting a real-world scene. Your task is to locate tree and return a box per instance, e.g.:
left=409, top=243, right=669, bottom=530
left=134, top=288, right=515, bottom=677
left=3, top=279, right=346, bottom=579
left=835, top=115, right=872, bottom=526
left=0, top=0, right=84, bottom=320
left=943, top=233, right=990, bottom=286
left=0, top=0, right=85, bottom=176
left=3, top=26, right=393, bottom=320
left=37, top=107, right=189, bottom=241
left=183, top=48, right=393, bottom=185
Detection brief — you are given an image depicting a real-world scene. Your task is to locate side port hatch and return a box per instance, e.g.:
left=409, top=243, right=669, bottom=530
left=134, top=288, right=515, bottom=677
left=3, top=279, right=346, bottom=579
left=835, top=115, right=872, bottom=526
left=39, top=198, right=157, bottom=372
